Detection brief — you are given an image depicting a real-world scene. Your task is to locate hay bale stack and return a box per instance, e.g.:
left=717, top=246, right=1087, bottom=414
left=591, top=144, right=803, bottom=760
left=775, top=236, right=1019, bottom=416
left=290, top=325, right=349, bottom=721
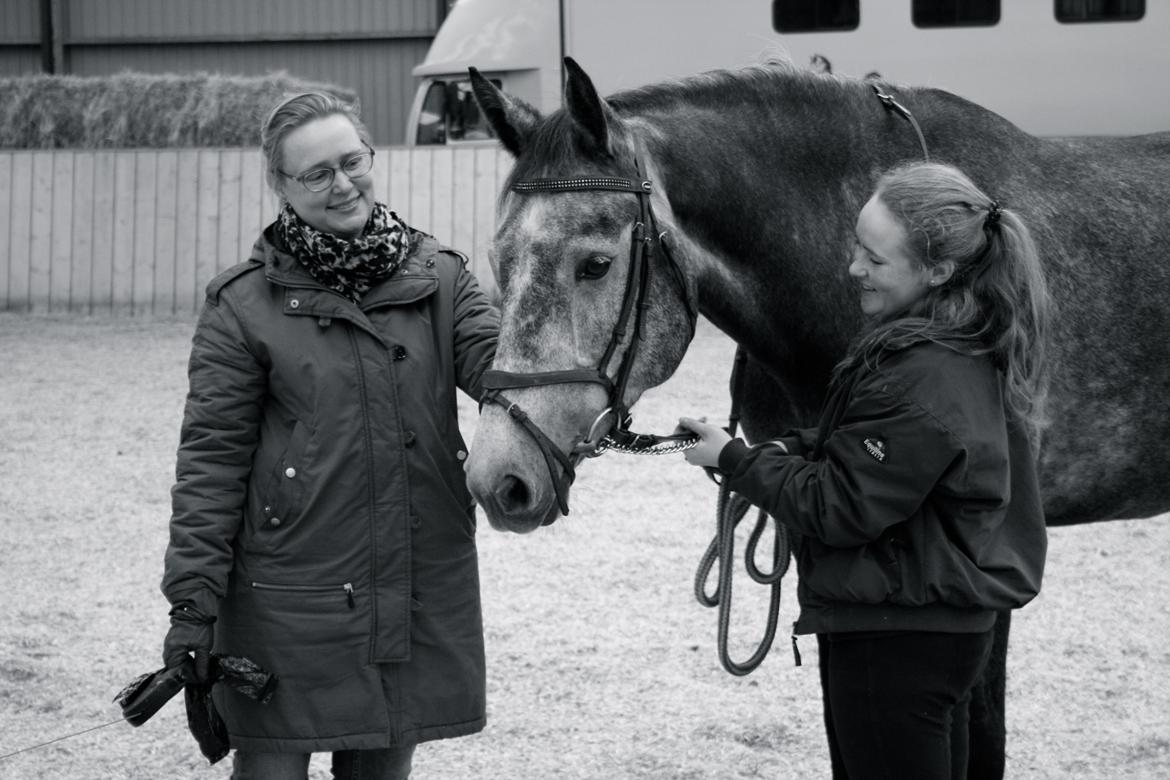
left=0, top=70, right=357, bottom=149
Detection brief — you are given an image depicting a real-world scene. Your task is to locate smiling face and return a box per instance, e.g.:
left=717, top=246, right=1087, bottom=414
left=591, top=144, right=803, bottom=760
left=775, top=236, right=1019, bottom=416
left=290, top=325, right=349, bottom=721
left=849, top=195, right=935, bottom=320
left=276, top=114, right=374, bottom=239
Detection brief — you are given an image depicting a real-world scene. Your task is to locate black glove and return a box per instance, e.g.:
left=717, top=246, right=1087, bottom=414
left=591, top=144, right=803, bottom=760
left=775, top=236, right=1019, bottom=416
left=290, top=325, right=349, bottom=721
left=163, top=603, right=216, bottom=684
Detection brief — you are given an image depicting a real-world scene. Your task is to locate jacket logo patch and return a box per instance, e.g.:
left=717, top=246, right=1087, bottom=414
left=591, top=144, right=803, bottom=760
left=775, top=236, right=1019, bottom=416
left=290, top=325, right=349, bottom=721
left=862, top=437, right=888, bottom=463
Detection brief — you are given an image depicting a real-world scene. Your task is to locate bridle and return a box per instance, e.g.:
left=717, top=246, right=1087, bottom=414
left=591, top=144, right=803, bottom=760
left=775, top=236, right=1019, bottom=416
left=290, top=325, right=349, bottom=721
left=481, top=86, right=931, bottom=674
left=479, top=154, right=699, bottom=518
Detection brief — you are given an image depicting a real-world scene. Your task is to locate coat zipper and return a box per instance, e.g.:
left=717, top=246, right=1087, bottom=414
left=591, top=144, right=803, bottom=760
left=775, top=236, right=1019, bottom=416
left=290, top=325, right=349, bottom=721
left=251, top=581, right=356, bottom=609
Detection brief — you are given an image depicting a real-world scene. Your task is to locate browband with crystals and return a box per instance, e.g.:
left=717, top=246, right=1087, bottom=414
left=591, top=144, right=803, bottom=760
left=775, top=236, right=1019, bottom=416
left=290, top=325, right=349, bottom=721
left=511, top=177, right=652, bottom=194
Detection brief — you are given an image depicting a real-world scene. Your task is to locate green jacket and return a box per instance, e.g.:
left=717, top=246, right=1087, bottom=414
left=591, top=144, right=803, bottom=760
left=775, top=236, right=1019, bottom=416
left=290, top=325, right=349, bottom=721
left=719, top=340, right=1047, bottom=636
left=161, top=226, right=498, bottom=751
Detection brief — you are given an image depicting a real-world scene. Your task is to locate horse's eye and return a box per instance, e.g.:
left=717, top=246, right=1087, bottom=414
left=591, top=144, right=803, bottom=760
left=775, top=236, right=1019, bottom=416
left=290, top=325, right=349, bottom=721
left=576, top=255, right=612, bottom=281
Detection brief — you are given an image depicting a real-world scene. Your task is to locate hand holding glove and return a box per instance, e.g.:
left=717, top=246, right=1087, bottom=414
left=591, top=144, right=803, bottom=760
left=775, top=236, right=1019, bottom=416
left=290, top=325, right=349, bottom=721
left=163, top=602, right=216, bottom=684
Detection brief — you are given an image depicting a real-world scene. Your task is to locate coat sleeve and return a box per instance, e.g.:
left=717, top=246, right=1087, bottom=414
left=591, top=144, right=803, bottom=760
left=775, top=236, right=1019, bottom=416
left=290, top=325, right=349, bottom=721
left=161, top=295, right=265, bottom=611
left=776, top=426, right=819, bottom=456
left=725, top=374, right=964, bottom=548
left=450, top=262, right=499, bottom=402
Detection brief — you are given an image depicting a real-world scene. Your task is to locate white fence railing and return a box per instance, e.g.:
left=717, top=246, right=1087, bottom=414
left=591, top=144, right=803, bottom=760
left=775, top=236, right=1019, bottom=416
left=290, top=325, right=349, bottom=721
left=0, top=146, right=511, bottom=315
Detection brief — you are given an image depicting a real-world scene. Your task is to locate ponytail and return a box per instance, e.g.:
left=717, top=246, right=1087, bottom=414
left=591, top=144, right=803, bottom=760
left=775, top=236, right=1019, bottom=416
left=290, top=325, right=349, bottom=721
left=840, top=162, right=1053, bottom=448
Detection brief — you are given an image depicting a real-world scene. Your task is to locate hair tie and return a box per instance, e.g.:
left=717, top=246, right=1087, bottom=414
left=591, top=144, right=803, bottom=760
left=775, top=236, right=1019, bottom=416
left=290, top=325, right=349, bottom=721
left=985, top=201, right=1002, bottom=227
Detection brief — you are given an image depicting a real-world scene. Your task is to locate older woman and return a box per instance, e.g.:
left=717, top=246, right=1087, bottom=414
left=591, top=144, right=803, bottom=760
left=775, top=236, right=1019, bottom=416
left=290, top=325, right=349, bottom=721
left=160, top=92, right=498, bottom=779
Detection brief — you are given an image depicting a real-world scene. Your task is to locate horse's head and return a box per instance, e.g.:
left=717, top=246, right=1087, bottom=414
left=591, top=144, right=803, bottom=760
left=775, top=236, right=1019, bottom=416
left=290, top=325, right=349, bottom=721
left=465, top=58, right=697, bottom=533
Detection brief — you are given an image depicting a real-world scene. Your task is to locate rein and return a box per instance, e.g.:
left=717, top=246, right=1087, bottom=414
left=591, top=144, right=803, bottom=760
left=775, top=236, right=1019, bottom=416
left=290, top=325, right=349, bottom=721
left=873, top=84, right=931, bottom=161
left=479, top=156, right=699, bottom=517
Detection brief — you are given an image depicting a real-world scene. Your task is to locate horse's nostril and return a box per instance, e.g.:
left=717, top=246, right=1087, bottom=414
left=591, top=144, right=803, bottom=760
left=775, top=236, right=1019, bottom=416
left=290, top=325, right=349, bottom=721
left=497, top=474, right=531, bottom=513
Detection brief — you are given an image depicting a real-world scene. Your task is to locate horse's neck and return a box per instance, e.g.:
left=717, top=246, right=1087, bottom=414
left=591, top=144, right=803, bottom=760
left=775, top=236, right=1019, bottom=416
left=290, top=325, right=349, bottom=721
left=640, top=77, right=1027, bottom=381
left=638, top=80, right=882, bottom=377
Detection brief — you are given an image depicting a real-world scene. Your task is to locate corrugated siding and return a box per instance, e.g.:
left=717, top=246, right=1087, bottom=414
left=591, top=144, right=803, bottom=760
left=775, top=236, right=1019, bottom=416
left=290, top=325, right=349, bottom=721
left=0, top=0, right=441, bottom=144
left=64, top=0, right=439, bottom=39
left=0, top=48, right=42, bottom=76
left=0, top=146, right=509, bottom=315
left=0, top=0, right=40, bottom=41
left=0, top=0, right=41, bottom=75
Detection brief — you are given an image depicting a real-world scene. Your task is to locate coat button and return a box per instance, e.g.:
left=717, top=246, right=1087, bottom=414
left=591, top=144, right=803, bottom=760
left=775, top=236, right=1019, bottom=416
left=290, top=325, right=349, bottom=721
left=289, top=299, right=300, bottom=309
left=284, top=467, right=296, bottom=478
left=393, top=345, right=407, bottom=361
left=270, top=517, right=282, bottom=527
left=456, top=449, right=467, bottom=461
left=410, top=515, right=421, bottom=529
left=404, top=431, right=416, bottom=447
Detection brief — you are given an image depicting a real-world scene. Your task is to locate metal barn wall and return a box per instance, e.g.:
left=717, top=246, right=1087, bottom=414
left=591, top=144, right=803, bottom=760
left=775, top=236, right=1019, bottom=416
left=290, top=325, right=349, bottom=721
left=0, top=0, right=43, bottom=75
left=0, top=0, right=444, bottom=145
left=61, top=0, right=439, bottom=38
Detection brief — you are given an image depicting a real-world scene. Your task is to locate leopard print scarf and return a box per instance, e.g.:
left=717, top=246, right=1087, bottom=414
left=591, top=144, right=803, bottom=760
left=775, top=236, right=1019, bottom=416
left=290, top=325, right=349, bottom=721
left=274, top=201, right=411, bottom=303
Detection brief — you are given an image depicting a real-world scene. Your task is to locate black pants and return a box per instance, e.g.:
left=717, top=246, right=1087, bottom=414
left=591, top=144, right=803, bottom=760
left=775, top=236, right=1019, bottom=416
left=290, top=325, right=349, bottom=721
left=817, top=630, right=994, bottom=780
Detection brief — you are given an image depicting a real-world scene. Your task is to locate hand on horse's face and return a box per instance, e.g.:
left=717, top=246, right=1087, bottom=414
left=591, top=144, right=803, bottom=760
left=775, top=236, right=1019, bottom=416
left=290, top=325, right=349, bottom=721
left=677, top=417, right=733, bottom=469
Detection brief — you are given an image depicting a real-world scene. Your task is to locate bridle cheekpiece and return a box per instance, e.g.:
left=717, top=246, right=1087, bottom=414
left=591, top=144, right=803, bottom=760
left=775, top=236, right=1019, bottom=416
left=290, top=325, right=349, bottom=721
left=478, top=157, right=698, bottom=518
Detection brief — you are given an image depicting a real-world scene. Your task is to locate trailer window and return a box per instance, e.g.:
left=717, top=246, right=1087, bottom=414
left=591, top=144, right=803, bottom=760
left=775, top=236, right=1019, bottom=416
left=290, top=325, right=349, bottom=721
left=1055, top=0, right=1144, bottom=23
left=415, top=78, right=499, bottom=146
left=772, top=0, right=859, bottom=33
left=912, top=0, right=1000, bottom=27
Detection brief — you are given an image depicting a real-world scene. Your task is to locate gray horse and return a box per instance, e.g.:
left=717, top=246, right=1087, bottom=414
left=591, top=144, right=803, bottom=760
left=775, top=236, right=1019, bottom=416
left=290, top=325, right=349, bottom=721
left=464, top=58, right=1170, bottom=778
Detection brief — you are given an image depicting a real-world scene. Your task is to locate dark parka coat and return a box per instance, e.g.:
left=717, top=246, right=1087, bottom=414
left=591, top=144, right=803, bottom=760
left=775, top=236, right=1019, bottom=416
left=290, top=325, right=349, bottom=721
left=161, top=226, right=498, bottom=752
left=718, top=340, right=1047, bottom=637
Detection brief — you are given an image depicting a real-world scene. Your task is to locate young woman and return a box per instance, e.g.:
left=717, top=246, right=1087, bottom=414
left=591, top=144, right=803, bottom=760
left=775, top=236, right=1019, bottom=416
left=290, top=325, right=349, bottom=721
left=678, top=162, right=1051, bottom=779
left=160, top=92, right=498, bottom=779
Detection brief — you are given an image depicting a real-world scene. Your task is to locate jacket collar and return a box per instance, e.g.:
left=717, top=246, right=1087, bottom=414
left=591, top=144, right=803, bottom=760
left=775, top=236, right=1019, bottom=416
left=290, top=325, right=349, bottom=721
left=250, top=225, right=442, bottom=344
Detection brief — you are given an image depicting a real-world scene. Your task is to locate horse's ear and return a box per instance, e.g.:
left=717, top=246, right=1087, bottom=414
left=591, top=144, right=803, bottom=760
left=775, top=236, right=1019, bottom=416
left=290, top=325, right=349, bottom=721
left=469, top=67, right=541, bottom=157
left=563, top=57, right=613, bottom=154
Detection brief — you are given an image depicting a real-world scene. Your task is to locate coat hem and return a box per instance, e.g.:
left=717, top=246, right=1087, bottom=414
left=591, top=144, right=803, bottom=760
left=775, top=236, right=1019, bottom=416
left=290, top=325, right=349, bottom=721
left=226, top=716, right=486, bottom=753
left=794, top=602, right=998, bottom=635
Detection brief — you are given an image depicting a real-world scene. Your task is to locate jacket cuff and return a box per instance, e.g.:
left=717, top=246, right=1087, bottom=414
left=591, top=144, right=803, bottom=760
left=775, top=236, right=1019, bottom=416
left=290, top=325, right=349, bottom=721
left=718, top=438, right=750, bottom=475
left=776, top=436, right=801, bottom=455
left=166, top=587, right=220, bottom=620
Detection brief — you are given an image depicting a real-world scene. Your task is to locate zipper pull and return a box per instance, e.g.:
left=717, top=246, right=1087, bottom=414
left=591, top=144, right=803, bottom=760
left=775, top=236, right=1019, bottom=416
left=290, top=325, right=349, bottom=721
left=344, top=583, right=355, bottom=609
left=791, top=623, right=802, bottom=667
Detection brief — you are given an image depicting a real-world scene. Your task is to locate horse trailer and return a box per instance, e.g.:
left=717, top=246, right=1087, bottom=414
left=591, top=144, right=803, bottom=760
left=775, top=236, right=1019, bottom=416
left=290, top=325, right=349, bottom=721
left=406, top=0, right=1168, bottom=144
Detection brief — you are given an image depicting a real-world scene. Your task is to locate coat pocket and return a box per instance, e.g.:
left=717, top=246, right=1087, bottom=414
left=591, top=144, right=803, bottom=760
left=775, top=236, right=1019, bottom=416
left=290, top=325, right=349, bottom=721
left=250, top=421, right=310, bottom=547
left=250, top=580, right=356, bottom=610
left=215, top=578, right=385, bottom=741
left=241, top=579, right=366, bottom=686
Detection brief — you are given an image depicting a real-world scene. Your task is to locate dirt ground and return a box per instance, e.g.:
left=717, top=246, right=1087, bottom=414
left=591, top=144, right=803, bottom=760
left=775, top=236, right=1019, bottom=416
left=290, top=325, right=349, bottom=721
left=0, top=314, right=1167, bottom=779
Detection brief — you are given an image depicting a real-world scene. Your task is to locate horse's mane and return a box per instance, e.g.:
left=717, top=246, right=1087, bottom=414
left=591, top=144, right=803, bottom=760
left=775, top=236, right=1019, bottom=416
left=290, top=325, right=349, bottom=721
left=608, top=59, right=859, bottom=113
left=505, top=61, right=876, bottom=186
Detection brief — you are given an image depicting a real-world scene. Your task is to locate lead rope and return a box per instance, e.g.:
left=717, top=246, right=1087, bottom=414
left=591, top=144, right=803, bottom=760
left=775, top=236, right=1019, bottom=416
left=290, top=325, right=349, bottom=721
left=0, top=719, right=123, bottom=761
left=693, top=347, right=791, bottom=675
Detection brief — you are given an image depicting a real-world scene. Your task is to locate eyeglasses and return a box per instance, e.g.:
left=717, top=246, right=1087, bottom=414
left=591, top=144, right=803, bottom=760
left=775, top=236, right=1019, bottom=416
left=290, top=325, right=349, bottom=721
left=279, top=144, right=375, bottom=192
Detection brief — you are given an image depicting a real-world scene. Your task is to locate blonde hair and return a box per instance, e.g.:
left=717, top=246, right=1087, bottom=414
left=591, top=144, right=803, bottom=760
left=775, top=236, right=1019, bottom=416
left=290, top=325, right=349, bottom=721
left=259, top=92, right=371, bottom=192
left=843, top=162, right=1052, bottom=446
